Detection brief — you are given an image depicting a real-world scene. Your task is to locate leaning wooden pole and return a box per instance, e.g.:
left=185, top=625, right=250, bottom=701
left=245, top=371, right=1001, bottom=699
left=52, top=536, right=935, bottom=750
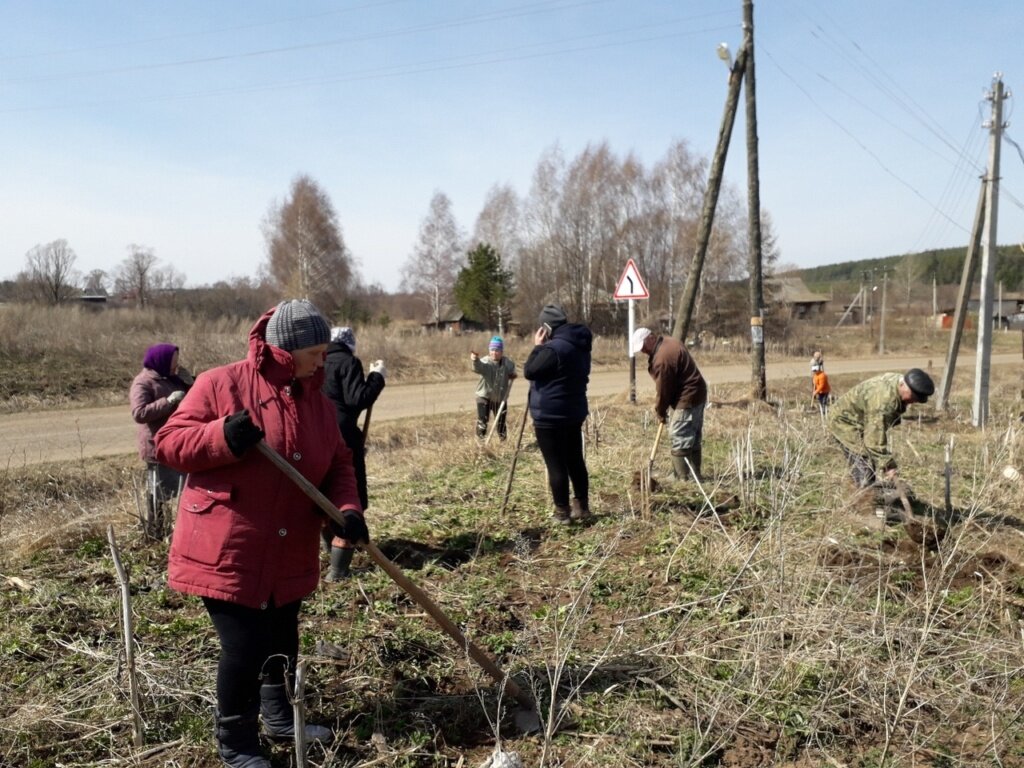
left=935, top=182, right=986, bottom=411
left=672, top=44, right=748, bottom=344
left=743, top=0, right=766, bottom=401
left=254, top=442, right=535, bottom=713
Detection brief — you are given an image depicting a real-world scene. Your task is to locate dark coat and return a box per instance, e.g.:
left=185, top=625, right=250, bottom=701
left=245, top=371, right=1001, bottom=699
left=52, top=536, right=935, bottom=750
left=647, top=335, right=707, bottom=418
left=321, top=340, right=385, bottom=452
left=155, top=307, right=361, bottom=609
left=524, top=323, right=592, bottom=426
left=129, top=367, right=191, bottom=462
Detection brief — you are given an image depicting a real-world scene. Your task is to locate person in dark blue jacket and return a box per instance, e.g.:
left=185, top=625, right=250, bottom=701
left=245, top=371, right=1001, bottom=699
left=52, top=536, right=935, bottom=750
left=523, top=304, right=593, bottom=524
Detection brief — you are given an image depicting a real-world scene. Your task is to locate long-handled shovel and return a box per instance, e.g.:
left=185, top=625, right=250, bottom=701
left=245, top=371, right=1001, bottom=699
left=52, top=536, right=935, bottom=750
left=499, top=392, right=531, bottom=518
left=255, top=441, right=537, bottom=719
left=361, top=404, right=374, bottom=442
left=647, top=422, right=664, bottom=487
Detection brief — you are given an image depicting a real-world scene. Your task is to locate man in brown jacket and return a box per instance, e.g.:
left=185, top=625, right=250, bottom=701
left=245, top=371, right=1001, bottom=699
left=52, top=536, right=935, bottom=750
left=632, top=327, right=708, bottom=481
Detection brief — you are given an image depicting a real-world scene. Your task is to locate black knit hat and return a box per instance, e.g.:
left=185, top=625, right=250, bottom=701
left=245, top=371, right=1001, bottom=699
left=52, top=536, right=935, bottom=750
left=537, top=303, right=568, bottom=331
left=265, top=299, right=331, bottom=352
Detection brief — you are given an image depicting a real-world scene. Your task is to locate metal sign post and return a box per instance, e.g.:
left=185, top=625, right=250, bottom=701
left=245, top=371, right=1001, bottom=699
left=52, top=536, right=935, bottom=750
left=614, top=259, right=650, bottom=405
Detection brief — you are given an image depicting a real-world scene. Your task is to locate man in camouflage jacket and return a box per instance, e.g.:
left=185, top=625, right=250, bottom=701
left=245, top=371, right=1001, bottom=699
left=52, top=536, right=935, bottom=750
left=827, top=368, right=934, bottom=490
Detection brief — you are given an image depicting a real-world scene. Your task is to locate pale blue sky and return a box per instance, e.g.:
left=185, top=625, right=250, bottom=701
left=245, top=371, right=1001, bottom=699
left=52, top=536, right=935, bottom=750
left=1, top=1, right=1022, bottom=291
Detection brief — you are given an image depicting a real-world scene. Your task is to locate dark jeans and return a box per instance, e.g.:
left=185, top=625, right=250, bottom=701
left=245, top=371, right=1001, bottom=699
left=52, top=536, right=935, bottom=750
left=837, top=442, right=876, bottom=489
left=476, top=398, right=508, bottom=439
left=534, top=422, right=588, bottom=508
left=203, top=597, right=302, bottom=716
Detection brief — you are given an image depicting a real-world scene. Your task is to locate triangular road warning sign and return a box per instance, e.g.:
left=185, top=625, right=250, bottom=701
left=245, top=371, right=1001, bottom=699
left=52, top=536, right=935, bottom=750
left=613, top=258, right=649, bottom=300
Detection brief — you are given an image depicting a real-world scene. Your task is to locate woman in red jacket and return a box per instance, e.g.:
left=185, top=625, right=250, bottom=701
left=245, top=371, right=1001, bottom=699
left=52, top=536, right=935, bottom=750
left=155, top=299, right=367, bottom=768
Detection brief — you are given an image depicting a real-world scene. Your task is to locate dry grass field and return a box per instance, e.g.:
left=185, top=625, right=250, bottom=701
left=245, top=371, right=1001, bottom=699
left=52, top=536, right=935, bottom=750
left=1, top=304, right=1024, bottom=767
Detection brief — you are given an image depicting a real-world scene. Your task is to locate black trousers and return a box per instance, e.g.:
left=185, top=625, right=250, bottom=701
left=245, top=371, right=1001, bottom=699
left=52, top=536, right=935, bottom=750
left=203, top=597, right=302, bottom=716
left=533, top=422, right=588, bottom=508
left=476, top=398, right=508, bottom=439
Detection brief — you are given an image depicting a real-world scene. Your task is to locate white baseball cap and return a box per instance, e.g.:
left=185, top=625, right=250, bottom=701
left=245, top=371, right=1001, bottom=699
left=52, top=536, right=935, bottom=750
left=630, top=327, right=652, bottom=355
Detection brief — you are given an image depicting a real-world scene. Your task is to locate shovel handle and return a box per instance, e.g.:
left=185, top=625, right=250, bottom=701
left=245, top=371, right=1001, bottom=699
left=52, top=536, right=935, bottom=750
left=361, top=404, right=374, bottom=442
left=649, top=421, right=665, bottom=465
left=254, top=441, right=533, bottom=712
left=893, top=479, right=915, bottom=521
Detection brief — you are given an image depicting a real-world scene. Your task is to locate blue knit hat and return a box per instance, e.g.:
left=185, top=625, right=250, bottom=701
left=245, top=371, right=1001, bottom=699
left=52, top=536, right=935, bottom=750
left=265, top=299, right=330, bottom=352
left=488, top=336, right=503, bottom=352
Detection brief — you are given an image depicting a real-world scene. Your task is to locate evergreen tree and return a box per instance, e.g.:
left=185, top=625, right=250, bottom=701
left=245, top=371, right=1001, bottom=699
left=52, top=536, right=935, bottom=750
left=454, top=243, right=514, bottom=330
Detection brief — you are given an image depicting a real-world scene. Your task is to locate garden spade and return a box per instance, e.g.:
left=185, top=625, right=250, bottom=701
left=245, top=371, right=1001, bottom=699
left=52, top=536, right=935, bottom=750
left=647, top=421, right=664, bottom=490
left=255, top=441, right=541, bottom=730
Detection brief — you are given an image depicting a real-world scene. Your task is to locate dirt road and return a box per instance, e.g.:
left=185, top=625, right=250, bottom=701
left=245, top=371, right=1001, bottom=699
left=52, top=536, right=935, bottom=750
left=2, top=354, right=1017, bottom=466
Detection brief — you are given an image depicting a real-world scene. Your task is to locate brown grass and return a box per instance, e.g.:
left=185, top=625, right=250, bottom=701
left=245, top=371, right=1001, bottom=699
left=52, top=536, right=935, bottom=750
left=3, top=307, right=1024, bottom=767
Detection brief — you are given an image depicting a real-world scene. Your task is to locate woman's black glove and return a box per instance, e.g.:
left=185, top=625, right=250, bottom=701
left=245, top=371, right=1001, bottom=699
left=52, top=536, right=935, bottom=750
left=223, top=410, right=265, bottom=457
left=330, top=510, right=369, bottom=544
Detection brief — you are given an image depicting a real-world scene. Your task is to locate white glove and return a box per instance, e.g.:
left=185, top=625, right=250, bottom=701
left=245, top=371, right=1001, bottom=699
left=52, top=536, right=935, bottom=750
left=369, top=360, right=386, bottom=380
left=167, top=390, right=185, bottom=406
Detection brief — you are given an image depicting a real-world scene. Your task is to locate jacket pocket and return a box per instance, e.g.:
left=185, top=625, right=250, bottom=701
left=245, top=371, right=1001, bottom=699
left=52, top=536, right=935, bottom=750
left=179, top=480, right=233, bottom=566
left=179, top=480, right=232, bottom=515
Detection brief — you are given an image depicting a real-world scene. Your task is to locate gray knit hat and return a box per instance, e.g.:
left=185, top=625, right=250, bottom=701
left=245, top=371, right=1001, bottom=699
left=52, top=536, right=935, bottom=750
left=538, top=303, right=568, bottom=331
left=265, top=299, right=331, bottom=352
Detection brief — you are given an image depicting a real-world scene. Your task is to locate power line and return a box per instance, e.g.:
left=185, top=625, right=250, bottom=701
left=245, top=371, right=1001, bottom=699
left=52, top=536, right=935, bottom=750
left=0, top=21, right=738, bottom=115
left=3, top=1, right=733, bottom=86
left=0, top=0, right=414, bottom=63
left=760, top=42, right=970, bottom=237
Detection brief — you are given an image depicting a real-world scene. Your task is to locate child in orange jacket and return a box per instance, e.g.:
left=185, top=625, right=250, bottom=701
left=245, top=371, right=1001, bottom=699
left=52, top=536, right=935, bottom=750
left=812, top=365, right=831, bottom=414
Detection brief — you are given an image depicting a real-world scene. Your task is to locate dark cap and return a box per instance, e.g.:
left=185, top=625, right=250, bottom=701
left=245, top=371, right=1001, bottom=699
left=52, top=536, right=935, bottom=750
left=538, top=304, right=568, bottom=331
left=903, top=368, right=934, bottom=403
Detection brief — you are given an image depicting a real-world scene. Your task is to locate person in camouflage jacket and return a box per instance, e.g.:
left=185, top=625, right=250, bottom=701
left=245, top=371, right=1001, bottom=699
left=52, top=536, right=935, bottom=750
left=827, top=368, right=934, bottom=489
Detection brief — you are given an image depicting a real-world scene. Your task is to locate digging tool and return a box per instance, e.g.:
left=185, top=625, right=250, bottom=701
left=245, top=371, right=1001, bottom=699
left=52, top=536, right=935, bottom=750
left=500, top=391, right=531, bottom=518
left=254, top=441, right=538, bottom=721
left=891, top=478, right=946, bottom=547
left=361, top=404, right=374, bottom=442
left=484, top=380, right=514, bottom=446
left=647, top=421, right=664, bottom=485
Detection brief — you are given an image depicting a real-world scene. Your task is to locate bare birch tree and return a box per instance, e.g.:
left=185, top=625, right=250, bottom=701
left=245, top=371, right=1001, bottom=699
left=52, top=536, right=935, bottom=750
left=400, top=191, right=464, bottom=325
left=263, top=174, right=353, bottom=315
left=23, top=239, right=79, bottom=304
left=114, top=245, right=159, bottom=308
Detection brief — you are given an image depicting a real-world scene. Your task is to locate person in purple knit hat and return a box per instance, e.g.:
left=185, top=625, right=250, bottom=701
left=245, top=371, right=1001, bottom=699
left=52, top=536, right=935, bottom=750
left=129, top=343, right=193, bottom=535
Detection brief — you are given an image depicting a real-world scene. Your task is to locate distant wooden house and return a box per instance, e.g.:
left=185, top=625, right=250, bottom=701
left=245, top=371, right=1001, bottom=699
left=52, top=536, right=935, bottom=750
left=766, top=276, right=829, bottom=319
left=421, top=306, right=486, bottom=334
left=937, top=291, right=1024, bottom=329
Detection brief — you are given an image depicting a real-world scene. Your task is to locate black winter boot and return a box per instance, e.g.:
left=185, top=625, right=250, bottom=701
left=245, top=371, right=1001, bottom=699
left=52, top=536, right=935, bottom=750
left=570, top=498, right=591, bottom=521
left=552, top=505, right=572, bottom=525
left=325, top=547, right=354, bottom=582
left=260, top=683, right=334, bottom=744
left=215, top=710, right=269, bottom=768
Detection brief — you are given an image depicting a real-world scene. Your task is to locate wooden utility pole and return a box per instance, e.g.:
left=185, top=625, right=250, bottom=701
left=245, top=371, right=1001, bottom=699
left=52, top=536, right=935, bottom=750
left=936, top=182, right=986, bottom=411
left=973, top=74, right=1006, bottom=428
left=673, top=45, right=748, bottom=344
left=743, top=0, right=766, bottom=400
